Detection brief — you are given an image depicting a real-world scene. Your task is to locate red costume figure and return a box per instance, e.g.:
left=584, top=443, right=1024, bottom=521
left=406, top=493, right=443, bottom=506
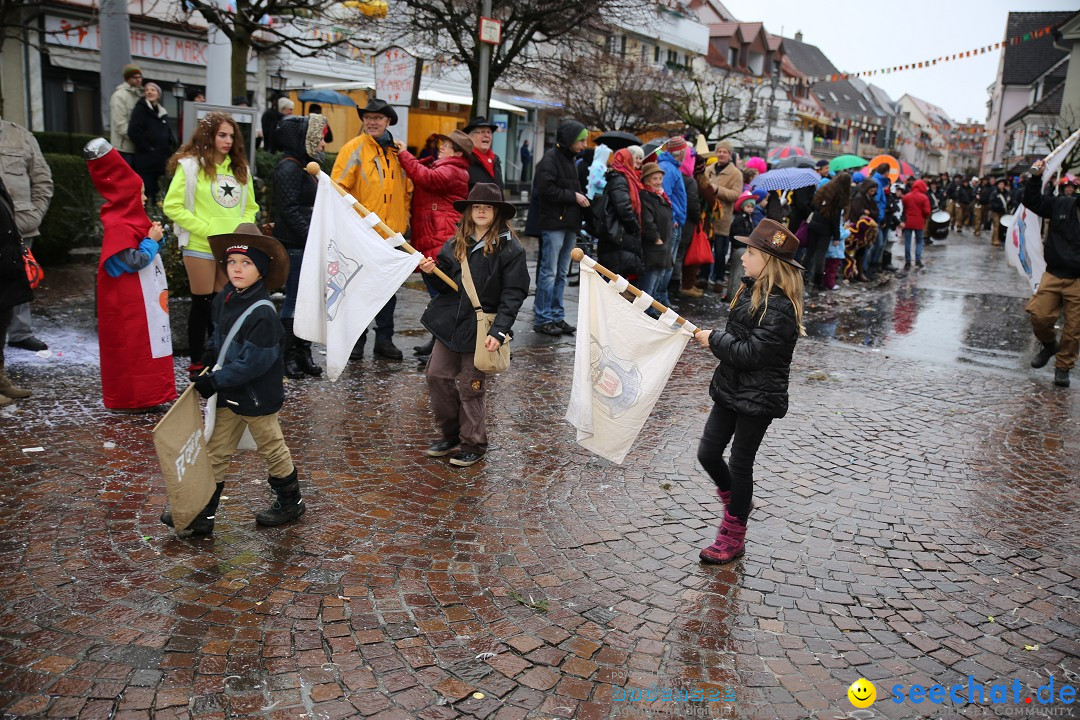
left=85, top=138, right=177, bottom=410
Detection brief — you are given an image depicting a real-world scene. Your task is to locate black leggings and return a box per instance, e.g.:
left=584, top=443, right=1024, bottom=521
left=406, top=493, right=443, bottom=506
left=0, top=307, right=10, bottom=365
left=188, top=293, right=215, bottom=363
left=696, top=403, right=772, bottom=520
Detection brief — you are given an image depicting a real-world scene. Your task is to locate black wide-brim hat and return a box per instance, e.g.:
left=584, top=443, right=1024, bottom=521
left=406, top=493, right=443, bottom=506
left=453, top=182, right=517, bottom=218
left=358, top=98, right=398, bottom=125
left=736, top=218, right=804, bottom=270
left=209, top=222, right=290, bottom=290
left=463, top=116, right=498, bottom=133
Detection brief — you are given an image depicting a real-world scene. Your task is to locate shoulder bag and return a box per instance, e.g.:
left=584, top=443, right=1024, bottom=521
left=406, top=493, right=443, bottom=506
left=459, top=253, right=510, bottom=374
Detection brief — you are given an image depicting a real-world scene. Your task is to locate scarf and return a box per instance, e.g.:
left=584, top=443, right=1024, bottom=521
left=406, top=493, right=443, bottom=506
left=473, top=148, right=496, bottom=178
left=609, top=148, right=644, bottom=220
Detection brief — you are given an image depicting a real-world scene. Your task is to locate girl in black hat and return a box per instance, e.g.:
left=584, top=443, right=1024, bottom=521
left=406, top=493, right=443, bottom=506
left=692, top=219, right=806, bottom=564
left=416, top=183, right=530, bottom=467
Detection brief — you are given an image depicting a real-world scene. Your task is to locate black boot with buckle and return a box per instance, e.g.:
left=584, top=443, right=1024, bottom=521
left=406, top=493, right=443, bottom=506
left=255, top=468, right=306, bottom=526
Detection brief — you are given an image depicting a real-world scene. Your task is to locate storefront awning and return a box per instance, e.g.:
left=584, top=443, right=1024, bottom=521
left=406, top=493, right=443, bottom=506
left=417, top=89, right=526, bottom=115
left=46, top=47, right=218, bottom=87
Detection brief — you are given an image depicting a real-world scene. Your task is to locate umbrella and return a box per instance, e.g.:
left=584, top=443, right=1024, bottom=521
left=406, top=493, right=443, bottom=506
left=864, top=154, right=900, bottom=183
left=898, top=160, right=915, bottom=178
left=751, top=167, right=821, bottom=192
left=829, top=155, right=868, bottom=172
left=297, top=89, right=357, bottom=108
left=767, top=145, right=810, bottom=162
left=773, top=155, right=817, bottom=169
left=594, top=131, right=641, bottom=150
left=642, top=138, right=668, bottom=162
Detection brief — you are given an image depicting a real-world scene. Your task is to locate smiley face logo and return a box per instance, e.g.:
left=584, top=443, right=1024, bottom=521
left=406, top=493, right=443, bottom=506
left=848, top=678, right=876, bottom=708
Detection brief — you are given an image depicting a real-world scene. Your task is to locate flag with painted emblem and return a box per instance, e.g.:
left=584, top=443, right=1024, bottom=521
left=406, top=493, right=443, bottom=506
left=565, top=262, right=695, bottom=464
left=294, top=172, right=421, bottom=380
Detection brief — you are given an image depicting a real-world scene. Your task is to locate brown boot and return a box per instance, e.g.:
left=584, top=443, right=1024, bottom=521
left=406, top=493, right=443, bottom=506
left=0, top=368, right=30, bottom=399
left=0, top=393, right=12, bottom=408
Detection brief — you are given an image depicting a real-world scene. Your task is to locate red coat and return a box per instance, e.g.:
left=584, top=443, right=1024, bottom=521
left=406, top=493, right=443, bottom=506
left=902, top=180, right=932, bottom=230
left=88, top=147, right=177, bottom=410
left=397, top=150, right=469, bottom=258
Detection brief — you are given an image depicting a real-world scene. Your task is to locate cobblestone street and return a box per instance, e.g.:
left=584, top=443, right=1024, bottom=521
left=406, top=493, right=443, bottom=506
left=1, top=232, right=1078, bottom=720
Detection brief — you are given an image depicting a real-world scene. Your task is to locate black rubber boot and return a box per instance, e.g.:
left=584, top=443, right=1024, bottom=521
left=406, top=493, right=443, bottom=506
left=160, top=483, right=224, bottom=537
left=255, top=469, right=305, bottom=527
left=294, top=339, right=323, bottom=377
left=281, top=319, right=304, bottom=379
left=1031, top=340, right=1058, bottom=369
left=413, top=336, right=436, bottom=357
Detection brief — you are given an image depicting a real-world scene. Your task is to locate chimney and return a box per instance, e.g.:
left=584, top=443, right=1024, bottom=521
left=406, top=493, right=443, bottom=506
left=795, top=30, right=803, bottom=42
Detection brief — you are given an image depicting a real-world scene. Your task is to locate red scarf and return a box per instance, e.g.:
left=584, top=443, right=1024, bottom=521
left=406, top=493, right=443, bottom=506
left=473, top=148, right=496, bottom=178
left=610, top=148, right=644, bottom=220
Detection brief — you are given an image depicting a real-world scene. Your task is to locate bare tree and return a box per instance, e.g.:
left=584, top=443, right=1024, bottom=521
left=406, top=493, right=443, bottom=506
left=171, top=0, right=376, bottom=97
left=543, top=49, right=674, bottom=134
left=1049, top=105, right=1080, bottom=175
left=664, top=70, right=768, bottom=143
left=383, top=0, right=653, bottom=109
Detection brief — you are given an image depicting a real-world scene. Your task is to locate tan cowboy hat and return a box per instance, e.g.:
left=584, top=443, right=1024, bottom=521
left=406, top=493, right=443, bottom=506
left=208, top=223, right=290, bottom=290
left=436, top=129, right=474, bottom=156
left=737, top=219, right=804, bottom=270
left=695, top=134, right=714, bottom=159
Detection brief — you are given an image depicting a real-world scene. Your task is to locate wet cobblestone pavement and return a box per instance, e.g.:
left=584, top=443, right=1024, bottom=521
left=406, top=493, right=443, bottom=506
left=1, top=233, right=1078, bottom=720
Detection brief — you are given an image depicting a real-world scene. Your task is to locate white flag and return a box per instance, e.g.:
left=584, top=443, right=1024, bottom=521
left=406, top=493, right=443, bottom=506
left=565, top=262, right=694, bottom=464
left=294, top=173, right=421, bottom=380
left=1004, top=204, right=1047, bottom=294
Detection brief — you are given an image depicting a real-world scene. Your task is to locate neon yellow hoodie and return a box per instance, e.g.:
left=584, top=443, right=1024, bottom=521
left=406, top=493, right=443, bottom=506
left=163, top=156, right=258, bottom=254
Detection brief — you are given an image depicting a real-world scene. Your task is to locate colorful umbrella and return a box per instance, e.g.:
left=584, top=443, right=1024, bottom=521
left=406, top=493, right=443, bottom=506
left=829, top=155, right=868, bottom=172
left=767, top=145, right=811, bottom=162
left=898, top=160, right=915, bottom=178
left=864, top=154, right=900, bottom=183
left=750, top=167, right=821, bottom=192
left=773, top=156, right=817, bottom=169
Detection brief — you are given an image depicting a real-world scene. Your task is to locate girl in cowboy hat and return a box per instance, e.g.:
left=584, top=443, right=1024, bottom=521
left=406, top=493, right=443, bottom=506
left=692, top=218, right=806, bottom=564
left=416, top=183, right=530, bottom=467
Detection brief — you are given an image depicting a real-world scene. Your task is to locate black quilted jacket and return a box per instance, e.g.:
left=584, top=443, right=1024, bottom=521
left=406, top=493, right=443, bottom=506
left=708, top=278, right=799, bottom=418
left=272, top=117, right=318, bottom=250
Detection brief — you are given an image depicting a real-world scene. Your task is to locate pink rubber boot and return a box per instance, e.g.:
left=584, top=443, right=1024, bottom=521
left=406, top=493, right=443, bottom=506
left=699, top=511, right=748, bottom=564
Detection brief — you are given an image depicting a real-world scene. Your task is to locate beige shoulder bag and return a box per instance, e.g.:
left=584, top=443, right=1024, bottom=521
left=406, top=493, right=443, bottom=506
left=459, top=253, right=510, bottom=374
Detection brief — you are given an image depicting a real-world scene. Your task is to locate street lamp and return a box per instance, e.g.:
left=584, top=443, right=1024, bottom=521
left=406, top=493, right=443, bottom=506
left=764, top=72, right=780, bottom=158
left=172, top=79, right=186, bottom=144
left=62, top=77, right=75, bottom=153
left=270, top=67, right=288, bottom=93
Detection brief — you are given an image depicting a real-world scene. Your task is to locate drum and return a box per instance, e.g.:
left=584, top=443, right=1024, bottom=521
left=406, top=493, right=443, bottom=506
left=927, top=210, right=951, bottom=240
left=1000, top=214, right=1015, bottom=228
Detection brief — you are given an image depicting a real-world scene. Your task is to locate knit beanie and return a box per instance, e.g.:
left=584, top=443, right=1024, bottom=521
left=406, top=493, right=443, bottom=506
left=575, top=127, right=589, bottom=143
left=122, top=64, right=142, bottom=80
left=226, top=244, right=271, bottom=280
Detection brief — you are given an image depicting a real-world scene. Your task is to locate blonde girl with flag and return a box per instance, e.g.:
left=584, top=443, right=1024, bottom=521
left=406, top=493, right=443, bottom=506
left=692, top=219, right=806, bottom=564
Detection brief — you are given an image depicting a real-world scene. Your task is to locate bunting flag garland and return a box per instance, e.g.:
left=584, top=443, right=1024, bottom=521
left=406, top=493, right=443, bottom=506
left=800, top=24, right=1057, bottom=85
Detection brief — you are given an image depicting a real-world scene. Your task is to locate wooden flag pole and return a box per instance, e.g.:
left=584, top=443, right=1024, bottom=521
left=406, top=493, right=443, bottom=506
left=305, top=162, right=458, bottom=291
left=570, top=248, right=699, bottom=333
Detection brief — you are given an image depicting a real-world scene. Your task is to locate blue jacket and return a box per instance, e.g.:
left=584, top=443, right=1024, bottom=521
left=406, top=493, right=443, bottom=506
left=658, top=152, right=687, bottom=226
left=872, top=172, right=890, bottom=222
left=206, top=280, right=285, bottom=416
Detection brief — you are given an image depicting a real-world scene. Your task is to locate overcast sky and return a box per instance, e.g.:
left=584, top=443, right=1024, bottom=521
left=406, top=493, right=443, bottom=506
left=717, top=0, right=1078, bottom=123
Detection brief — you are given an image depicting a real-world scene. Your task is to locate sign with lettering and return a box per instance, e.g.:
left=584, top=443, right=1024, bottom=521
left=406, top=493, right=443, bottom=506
left=45, top=15, right=208, bottom=66
left=374, top=46, right=420, bottom=107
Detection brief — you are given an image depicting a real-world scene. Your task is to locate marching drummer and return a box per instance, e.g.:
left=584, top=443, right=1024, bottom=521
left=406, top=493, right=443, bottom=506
left=989, top=178, right=1010, bottom=248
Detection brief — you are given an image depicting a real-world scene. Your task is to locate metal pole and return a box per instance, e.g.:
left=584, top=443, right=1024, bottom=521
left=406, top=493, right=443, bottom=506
left=476, top=0, right=493, bottom=117
left=764, top=77, right=777, bottom=155
left=99, top=0, right=132, bottom=133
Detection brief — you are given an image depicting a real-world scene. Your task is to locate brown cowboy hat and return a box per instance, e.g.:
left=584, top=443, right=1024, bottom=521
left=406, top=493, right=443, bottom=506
left=453, top=182, right=516, bottom=218
left=737, top=218, right=804, bottom=270
left=208, top=223, right=290, bottom=290
left=436, top=129, right=474, bottom=156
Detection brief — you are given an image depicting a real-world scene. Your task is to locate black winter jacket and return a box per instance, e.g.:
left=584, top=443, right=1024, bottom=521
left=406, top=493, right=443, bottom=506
left=534, top=121, right=586, bottom=232
left=206, top=280, right=285, bottom=416
left=261, top=108, right=283, bottom=153
left=788, top=185, right=816, bottom=232
left=989, top=189, right=1009, bottom=215
left=955, top=185, right=975, bottom=205
left=467, top=152, right=504, bottom=191
left=272, top=117, right=319, bottom=250
left=640, top=190, right=673, bottom=271
left=681, top=171, right=701, bottom=247
left=422, top=232, right=531, bottom=353
left=128, top=100, right=174, bottom=173
left=0, top=180, right=31, bottom=310
left=729, top=212, right=754, bottom=251
left=597, top=171, right=643, bottom=277
left=976, top=184, right=993, bottom=205
left=1024, top=174, right=1080, bottom=278
left=708, top=278, right=799, bottom=418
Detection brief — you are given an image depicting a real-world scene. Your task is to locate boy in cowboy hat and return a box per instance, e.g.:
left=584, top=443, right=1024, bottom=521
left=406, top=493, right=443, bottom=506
left=162, top=223, right=305, bottom=535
